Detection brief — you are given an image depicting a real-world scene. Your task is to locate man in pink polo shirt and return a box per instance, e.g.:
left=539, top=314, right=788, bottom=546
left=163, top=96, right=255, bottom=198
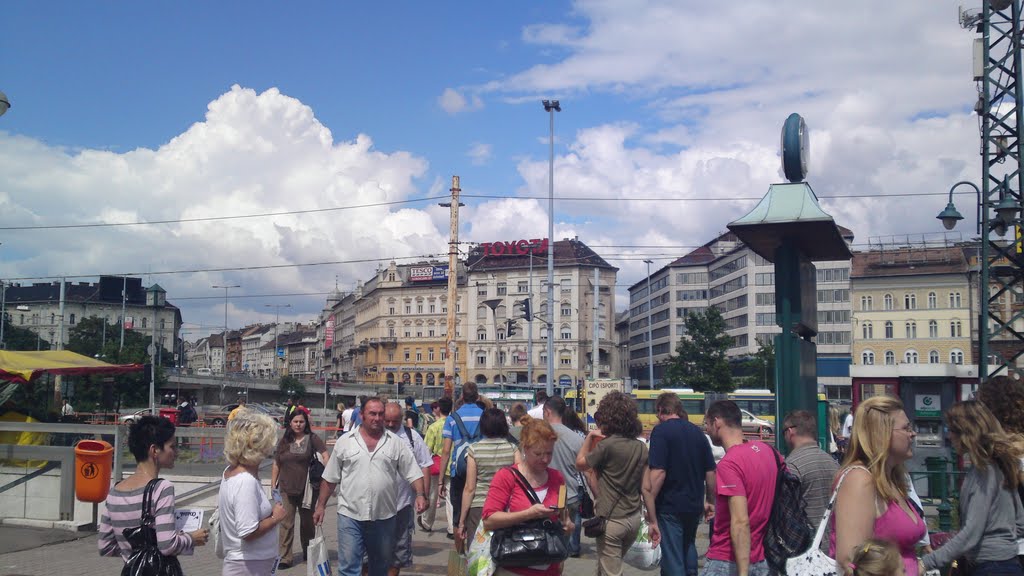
left=702, top=400, right=777, bottom=576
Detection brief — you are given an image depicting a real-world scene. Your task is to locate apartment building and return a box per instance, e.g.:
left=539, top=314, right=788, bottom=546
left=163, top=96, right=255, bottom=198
left=325, top=260, right=469, bottom=389
left=3, top=276, right=182, bottom=358
left=626, top=229, right=854, bottom=399
left=465, top=237, right=618, bottom=389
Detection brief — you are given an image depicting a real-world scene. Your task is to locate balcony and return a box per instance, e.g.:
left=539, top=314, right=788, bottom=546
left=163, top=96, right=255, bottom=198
left=369, top=338, right=380, bottom=347
left=381, top=337, right=398, bottom=348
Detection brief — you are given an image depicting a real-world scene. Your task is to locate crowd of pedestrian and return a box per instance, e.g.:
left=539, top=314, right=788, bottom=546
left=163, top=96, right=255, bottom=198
left=98, top=378, right=1024, bottom=576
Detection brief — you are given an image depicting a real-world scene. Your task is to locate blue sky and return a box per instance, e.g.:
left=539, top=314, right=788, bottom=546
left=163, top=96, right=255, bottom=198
left=0, top=2, right=989, bottom=335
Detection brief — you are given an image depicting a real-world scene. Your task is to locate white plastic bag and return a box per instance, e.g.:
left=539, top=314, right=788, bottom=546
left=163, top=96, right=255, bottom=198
left=623, top=516, right=661, bottom=569
left=209, top=507, right=225, bottom=559
left=465, top=522, right=496, bottom=576
left=307, top=526, right=330, bottom=576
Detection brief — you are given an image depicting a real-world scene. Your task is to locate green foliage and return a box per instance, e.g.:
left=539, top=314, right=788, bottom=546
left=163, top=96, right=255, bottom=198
left=731, top=341, right=777, bottom=392
left=664, top=308, right=734, bottom=392
left=3, top=315, right=51, bottom=351
left=279, top=375, right=305, bottom=399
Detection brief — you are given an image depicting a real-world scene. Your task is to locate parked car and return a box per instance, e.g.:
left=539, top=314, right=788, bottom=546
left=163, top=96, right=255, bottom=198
left=203, top=403, right=283, bottom=426
left=120, top=409, right=151, bottom=426
left=740, top=409, right=774, bottom=438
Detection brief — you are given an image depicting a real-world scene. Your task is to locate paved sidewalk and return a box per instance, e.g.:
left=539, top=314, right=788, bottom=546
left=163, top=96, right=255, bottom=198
left=0, top=505, right=711, bottom=575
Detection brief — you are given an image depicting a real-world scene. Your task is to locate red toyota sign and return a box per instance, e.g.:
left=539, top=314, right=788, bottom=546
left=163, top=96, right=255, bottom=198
left=480, top=238, right=548, bottom=257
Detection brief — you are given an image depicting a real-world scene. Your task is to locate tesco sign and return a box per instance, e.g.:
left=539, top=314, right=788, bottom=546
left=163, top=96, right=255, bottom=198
left=480, top=238, right=549, bottom=257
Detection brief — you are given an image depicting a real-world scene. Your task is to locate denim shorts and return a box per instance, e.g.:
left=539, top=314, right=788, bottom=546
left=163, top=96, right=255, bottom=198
left=701, top=559, right=769, bottom=576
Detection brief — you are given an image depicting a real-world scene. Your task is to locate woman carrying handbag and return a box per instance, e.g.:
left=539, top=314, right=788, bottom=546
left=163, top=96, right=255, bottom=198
left=482, top=418, right=574, bottom=576
left=271, top=408, right=329, bottom=569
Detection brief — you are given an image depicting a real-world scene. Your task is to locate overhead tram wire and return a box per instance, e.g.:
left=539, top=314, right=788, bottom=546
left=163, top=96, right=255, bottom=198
left=0, top=190, right=977, bottom=232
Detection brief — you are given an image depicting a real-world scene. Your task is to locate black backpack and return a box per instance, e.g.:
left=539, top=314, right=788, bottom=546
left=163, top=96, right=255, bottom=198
left=764, top=446, right=812, bottom=575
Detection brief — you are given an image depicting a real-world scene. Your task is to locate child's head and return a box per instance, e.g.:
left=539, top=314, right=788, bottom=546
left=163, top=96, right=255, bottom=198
left=847, top=538, right=904, bottom=576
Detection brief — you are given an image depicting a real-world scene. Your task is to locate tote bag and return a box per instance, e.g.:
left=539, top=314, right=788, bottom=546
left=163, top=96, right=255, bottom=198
left=784, top=466, right=865, bottom=576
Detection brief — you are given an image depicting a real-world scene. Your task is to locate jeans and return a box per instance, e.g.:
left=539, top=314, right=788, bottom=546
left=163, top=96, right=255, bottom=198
left=336, top=513, right=397, bottom=576
left=657, top=512, right=700, bottom=576
left=567, top=497, right=582, bottom=556
left=701, top=559, right=769, bottom=576
left=974, top=558, right=1024, bottom=576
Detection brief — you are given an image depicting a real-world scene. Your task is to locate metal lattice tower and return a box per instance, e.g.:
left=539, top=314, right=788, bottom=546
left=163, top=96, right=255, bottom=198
left=970, top=0, right=1024, bottom=381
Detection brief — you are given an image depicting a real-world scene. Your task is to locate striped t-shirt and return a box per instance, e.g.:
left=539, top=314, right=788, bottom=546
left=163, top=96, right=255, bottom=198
left=98, top=479, right=193, bottom=562
left=467, top=438, right=518, bottom=508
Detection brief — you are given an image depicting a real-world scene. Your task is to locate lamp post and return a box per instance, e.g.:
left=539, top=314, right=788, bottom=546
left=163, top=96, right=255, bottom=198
left=212, top=284, right=240, bottom=375
left=145, top=284, right=167, bottom=415
left=542, top=99, right=560, bottom=397
left=265, top=304, right=292, bottom=378
left=643, top=259, right=655, bottom=389
left=0, top=93, right=8, bottom=349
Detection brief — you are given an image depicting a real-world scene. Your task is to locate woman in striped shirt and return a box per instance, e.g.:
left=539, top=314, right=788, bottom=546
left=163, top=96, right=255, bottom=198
left=99, top=415, right=208, bottom=565
left=457, top=407, right=519, bottom=550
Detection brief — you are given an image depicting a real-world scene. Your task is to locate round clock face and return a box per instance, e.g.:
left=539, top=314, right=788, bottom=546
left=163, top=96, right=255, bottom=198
left=781, top=113, right=809, bottom=182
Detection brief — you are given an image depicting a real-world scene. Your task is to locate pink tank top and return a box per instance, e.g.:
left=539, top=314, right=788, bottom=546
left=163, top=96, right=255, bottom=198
left=830, top=499, right=925, bottom=576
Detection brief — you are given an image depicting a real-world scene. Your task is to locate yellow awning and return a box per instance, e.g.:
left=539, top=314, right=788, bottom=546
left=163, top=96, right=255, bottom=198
left=0, top=350, right=144, bottom=384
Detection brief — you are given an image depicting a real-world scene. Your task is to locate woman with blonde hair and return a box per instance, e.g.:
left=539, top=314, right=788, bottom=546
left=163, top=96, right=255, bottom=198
left=921, top=400, right=1024, bottom=575
left=218, top=411, right=288, bottom=576
left=844, top=538, right=904, bottom=576
left=830, top=396, right=925, bottom=576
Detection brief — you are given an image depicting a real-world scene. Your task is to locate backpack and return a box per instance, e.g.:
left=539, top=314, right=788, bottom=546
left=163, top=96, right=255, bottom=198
left=450, top=411, right=481, bottom=479
left=417, top=412, right=436, bottom=437
left=764, top=446, right=813, bottom=575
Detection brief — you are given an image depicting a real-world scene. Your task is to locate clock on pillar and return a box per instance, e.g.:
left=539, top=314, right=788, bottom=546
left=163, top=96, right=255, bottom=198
left=781, top=113, right=809, bottom=183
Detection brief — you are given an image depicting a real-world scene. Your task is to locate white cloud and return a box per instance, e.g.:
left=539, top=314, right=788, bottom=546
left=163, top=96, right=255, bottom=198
left=438, top=88, right=483, bottom=115
left=467, top=143, right=493, bottom=165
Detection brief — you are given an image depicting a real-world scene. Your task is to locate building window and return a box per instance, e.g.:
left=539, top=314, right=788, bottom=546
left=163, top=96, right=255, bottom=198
left=405, top=305, right=411, bottom=314
left=951, top=319, right=962, bottom=337
left=142, top=317, right=148, bottom=328
left=387, top=351, right=395, bottom=362
left=477, top=330, right=487, bottom=341
left=905, top=294, right=916, bottom=310
left=861, top=295, right=873, bottom=311
left=905, top=321, right=916, bottom=339
left=561, top=327, right=572, bottom=340
left=862, top=350, right=875, bottom=365
left=477, top=285, right=487, bottom=296
left=389, top=327, right=396, bottom=337
left=476, top=353, right=486, bottom=367
left=561, top=357, right=572, bottom=366
left=497, top=282, right=507, bottom=295
left=884, top=294, right=894, bottom=310
left=949, top=292, right=962, bottom=308
left=428, top=329, right=435, bottom=337
left=429, top=304, right=436, bottom=313
left=417, top=304, right=423, bottom=314
left=928, top=292, right=937, bottom=309
left=416, top=330, right=423, bottom=337
left=929, top=320, right=938, bottom=338
left=540, top=326, right=548, bottom=340
left=497, top=330, right=506, bottom=341
left=477, top=306, right=488, bottom=320
left=404, top=329, right=411, bottom=338
left=951, top=349, right=964, bottom=364
left=904, top=350, right=919, bottom=364
left=404, top=349, right=411, bottom=361
left=416, top=350, right=422, bottom=361
left=929, top=350, right=940, bottom=364
left=561, top=305, right=571, bottom=317
left=885, top=351, right=895, bottom=365
left=884, top=321, right=893, bottom=339
left=518, top=281, right=528, bottom=293
left=160, top=319, right=166, bottom=330
left=389, top=307, right=395, bottom=315
left=428, top=348, right=435, bottom=361
left=862, top=322, right=873, bottom=339
left=69, top=314, right=76, bottom=325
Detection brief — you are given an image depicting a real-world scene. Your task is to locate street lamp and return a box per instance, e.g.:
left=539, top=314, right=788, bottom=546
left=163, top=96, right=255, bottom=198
left=643, top=259, right=655, bottom=390
left=146, top=284, right=167, bottom=415
left=265, top=304, right=292, bottom=378
left=542, top=99, right=561, bottom=397
left=212, top=284, right=240, bottom=375
left=938, top=180, right=1020, bottom=236
left=0, top=91, right=10, bottom=117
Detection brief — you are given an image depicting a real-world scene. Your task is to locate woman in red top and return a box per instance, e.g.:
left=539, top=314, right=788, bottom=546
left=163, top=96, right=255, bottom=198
left=482, top=417, right=575, bottom=576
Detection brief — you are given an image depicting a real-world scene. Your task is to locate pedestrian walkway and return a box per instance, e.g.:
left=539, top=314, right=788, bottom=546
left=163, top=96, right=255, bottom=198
left=0, top=503, right=711, bottom=575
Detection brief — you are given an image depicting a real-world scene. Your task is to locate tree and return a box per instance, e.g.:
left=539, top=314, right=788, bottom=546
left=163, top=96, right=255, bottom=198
left=3, top=314, right=51, bottom=351
left=729, top=340, right=776, bottom=391
left=279, top=375, right=305, bottom=399
left=664, top=308, right=734, bottom=392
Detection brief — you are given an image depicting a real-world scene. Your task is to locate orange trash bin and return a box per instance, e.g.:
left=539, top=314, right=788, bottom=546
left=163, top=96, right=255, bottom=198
left=159, top=408, right=180, bottom=425
left=74, top=439, right=113, bottom=503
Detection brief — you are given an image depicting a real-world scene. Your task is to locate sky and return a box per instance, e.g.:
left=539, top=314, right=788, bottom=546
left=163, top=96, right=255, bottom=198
left=0, top=1, right=988, bottom=339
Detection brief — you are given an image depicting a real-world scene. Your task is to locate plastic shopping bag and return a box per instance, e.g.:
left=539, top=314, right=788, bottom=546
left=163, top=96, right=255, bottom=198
left=307, top=526, right=330, bottom=576
left=466, top=522, right=496, bottom=576
left=623, top=516, right=661, bottom=570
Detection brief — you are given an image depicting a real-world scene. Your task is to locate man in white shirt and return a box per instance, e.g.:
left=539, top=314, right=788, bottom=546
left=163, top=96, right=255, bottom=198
left=60, top=399, right=74, bottom=418
left=383, top=402, right=433, bottom=576
left=840, top=412, right=854, bottom=439
left=527, top=389, right=549, bottom=419
left=341, top=398, right=356, bottom=432
left=313, top=397, right=428, bottom=576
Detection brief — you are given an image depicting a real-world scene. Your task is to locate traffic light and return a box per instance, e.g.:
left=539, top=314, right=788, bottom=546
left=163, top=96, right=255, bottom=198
left=325, top=380, right=331, bottom=395
left=506, top=319, right=518, bottom=337
left=514, top=298, right=533, bottom=321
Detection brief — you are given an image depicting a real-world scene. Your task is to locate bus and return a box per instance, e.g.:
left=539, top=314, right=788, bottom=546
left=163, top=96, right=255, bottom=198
left=631, top=388, right=781, bottom=437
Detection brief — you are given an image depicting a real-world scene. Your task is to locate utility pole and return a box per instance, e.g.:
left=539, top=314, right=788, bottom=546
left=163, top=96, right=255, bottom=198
left=543, top=99, right=561, bottom=397
left=213, top=284, right=240, bottom=376
left=440, top=176, right=463, bottom=399
left=527, top=253, right=534, bottom=387
left=592, top=267, right=599, bottom=380
left=119, top=276, right=127, bottom=352
left=55, top=278, right=66, bottom=406
left=265, top=304, right=292, bottom=379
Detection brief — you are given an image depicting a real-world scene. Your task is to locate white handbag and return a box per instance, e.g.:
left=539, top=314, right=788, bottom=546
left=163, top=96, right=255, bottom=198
left=784, top=466, right=865, bottom=576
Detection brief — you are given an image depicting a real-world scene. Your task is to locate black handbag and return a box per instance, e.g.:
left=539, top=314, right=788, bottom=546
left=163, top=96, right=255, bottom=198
left=121, top=478, right=184, bottom=576
left=490, top=468, right=570, bottom=567
left=308, top=435, right=325, bottom=485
